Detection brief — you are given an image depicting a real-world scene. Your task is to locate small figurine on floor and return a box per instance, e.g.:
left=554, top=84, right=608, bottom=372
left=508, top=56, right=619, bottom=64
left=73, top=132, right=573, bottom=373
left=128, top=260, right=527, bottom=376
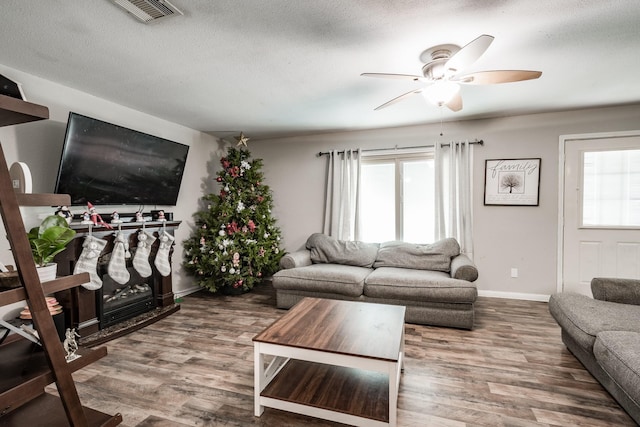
left=63, top=328, right=81, bottom=362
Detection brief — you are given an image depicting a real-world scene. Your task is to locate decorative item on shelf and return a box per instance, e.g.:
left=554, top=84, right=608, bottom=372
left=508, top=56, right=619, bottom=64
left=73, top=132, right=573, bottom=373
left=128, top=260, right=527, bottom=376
left=135, top=210, right=145, bottom=222
left=0, top=73, right=26, bottom=100
left=27, top=215, right=76, bottom=283
left=63, top=328, right=81, bottom=362
left=54, top=205, right=73, bottom=224
left=87, top=202, right=113, bottom=228
left=0, top=264, right=20, bottom=289
left=9, top=161, right=32, bottom=193
left=18, top=296, right=65, bottom=341
left=81, top=210, right=92, bottom=224
left=111, top=211, right=123, bottom=224
left=182, top=140, right=283, bottom=294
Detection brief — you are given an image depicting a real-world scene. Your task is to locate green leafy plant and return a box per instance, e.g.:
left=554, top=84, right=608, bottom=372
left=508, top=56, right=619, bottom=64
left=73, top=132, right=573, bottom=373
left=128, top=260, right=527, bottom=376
left=28, top=215, right=76, bottom=267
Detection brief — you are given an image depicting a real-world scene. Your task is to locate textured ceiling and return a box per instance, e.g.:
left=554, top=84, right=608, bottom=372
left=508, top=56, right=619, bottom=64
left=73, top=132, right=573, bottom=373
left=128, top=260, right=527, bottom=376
left=0, top=1, right=639, bottom=139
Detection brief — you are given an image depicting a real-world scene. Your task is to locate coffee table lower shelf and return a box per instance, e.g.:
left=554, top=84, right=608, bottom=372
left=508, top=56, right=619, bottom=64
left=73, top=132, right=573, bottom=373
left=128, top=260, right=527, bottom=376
left=259, top=358, right=391, bottom=426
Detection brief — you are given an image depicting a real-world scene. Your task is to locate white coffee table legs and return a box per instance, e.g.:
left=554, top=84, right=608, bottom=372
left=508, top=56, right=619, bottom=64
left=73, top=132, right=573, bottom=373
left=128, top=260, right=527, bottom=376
left=254, top=341, right=403, bottom=427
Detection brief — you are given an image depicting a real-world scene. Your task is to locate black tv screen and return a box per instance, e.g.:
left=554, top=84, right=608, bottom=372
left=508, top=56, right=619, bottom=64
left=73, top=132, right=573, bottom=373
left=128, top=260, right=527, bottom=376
left=55, top=112, right=189, bottom=206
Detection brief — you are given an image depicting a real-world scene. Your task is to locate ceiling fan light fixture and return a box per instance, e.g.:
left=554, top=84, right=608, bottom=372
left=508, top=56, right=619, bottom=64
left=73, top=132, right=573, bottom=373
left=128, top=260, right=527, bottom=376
left=423, top=81, right=460, bottom=106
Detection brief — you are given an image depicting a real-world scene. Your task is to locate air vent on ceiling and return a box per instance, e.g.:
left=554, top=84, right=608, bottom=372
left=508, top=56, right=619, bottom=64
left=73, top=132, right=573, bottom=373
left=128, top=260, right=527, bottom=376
left=110, top=0, right=183, bottom=23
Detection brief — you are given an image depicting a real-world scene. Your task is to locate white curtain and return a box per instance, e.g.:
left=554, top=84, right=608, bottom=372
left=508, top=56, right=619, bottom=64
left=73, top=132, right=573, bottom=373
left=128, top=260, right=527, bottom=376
left=434, top=140, right=474, bottom=258
left=323, top=149, right=361, bottom=241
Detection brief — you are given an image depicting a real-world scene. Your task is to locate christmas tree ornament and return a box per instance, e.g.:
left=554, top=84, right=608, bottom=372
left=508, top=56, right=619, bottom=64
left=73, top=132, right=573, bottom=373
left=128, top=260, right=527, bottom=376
left=108, top=231, right=130, bottom=285
left=234, top=132, right=249, bottom=147
left=155, top=231, right=175, bottom=276
left=133, top=230, right=156, bottom=277
left=74, top=235, right=107, bottom=290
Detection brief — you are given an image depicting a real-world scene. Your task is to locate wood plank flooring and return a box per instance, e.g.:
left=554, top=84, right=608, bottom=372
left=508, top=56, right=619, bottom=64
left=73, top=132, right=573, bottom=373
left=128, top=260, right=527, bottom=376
left=51, top=284, right=636, bottom=426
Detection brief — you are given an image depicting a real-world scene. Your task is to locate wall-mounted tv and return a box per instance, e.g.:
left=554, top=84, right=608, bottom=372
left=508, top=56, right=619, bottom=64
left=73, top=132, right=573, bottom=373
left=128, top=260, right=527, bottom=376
left=54, top=112, right=189, bottom=206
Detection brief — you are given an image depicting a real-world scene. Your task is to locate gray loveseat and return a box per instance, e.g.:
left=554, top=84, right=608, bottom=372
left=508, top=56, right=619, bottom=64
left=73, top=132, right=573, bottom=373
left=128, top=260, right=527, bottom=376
left=549, top=278, right=640, bottom=424
left=272, top=233, right=479, bottom=329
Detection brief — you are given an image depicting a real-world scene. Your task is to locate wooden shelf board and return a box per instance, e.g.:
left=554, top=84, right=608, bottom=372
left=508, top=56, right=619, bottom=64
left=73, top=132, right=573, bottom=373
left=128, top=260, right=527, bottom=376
left=0, top=391, right=122, bottom=426
left=0, top=273, right=91, bottom=307
left=261, top=359, right=390, bottom=422
left=0, top=337, right=108, bottom=403
left=16, top=193, right=71, bottom=207
left=0, top=94, right=49, bottom=127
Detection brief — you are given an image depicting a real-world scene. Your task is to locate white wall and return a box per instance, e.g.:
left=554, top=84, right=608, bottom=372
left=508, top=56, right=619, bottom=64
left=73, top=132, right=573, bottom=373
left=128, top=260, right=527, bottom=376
left=0, top=65, right=220, bottom=299
left=250, top=104, right=640, bottom=300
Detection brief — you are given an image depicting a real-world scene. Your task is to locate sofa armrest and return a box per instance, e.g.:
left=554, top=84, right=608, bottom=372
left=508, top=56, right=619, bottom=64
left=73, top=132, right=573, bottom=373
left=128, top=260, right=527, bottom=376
left=450, top=254, right=478, bottom=282
left=591, top=277, right=640, bottom=305
left=279, top=250, right=312, bottom=269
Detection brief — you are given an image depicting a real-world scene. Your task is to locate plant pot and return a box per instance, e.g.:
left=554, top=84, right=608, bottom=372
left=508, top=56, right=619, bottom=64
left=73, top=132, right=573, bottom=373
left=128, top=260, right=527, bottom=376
left=36, top=263, right=57, bottom=283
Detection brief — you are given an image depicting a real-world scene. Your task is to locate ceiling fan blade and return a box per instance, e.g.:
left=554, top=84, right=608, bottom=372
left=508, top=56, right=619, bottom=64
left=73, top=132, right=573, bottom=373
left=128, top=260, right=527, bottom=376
left=361, top=72, right=427, bottom=82
left=445, top=92, right=463, bottom=112
left=455, top=70, right=542, bottom=85
left=444, top=34, right=494, bottom=77
left=374, top=88, right=423, bottom=110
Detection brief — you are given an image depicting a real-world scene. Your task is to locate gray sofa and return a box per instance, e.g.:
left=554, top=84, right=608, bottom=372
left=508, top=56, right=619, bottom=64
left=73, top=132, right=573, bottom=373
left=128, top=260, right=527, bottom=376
left=549, top=278, right=640, bottom=424
left=272, top=233, right=479, bottom=329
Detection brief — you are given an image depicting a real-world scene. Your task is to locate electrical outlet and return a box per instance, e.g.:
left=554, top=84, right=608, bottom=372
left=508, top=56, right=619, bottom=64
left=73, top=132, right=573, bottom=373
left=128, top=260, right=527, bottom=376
left=511, top=268, right=518, bottom=278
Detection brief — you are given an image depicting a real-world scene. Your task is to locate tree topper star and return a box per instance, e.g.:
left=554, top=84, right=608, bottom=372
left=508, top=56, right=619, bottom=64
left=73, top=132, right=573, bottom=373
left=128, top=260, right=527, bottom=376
left=235, top=132, right=249, bottom=147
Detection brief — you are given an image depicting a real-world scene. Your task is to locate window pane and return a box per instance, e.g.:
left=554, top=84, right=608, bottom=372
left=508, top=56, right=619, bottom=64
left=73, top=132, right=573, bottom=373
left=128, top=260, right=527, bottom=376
left=403, top=160, right=435, bottom=243
left=582, top=149, right=640, bottom=226
left=360, top=162, right=395, bottom=242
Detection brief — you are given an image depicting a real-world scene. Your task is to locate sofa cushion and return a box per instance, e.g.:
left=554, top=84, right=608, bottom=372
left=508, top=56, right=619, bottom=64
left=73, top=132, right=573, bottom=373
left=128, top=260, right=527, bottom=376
left=306, top=233, right=379, bottom=268
left=364, top=267, right=477, bottom=303
left=272, top=264, right=371, bottom=297
left=372, top=238, right=460, bottom=272
left=594, top=331, right=640, bottom=404
left=548, top=293, right=640, bottom=351
left=450, top=254, right=479, bottom=282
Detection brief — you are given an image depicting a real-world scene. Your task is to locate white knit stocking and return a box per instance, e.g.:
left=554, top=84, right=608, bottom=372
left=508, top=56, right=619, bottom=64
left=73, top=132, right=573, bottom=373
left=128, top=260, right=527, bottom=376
left=154, top=231, right=174, bottom=277
left=108, top=232, right=130, bottom=285
left=74, top=235, right=107, bottom=290
left=133, top=230, right=156, bottom=278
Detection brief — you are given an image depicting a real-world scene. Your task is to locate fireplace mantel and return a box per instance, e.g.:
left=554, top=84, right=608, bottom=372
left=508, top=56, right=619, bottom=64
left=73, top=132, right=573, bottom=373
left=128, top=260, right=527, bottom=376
left=54, top=220, right=181, bottom=340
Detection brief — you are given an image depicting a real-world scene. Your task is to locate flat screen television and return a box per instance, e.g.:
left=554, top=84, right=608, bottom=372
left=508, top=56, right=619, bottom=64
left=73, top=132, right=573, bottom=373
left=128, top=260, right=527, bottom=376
left=54, top=112, right=189, bottom=206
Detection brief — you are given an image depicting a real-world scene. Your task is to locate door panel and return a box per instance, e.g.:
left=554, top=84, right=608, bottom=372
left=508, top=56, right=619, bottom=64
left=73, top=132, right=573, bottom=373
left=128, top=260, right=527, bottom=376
left=562, top=133, right=640, bottom=295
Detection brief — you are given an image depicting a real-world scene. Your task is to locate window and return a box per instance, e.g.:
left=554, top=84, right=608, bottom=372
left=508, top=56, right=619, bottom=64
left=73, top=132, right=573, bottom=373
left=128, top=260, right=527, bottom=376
left=360, top=152, right=435, bottom=243
left=582, top=148, right=640, bottom=227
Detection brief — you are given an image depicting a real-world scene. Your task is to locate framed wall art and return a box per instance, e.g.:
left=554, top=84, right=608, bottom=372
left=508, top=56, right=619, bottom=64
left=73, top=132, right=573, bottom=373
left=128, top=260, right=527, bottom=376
left=484, top=158, right=541, bottom=206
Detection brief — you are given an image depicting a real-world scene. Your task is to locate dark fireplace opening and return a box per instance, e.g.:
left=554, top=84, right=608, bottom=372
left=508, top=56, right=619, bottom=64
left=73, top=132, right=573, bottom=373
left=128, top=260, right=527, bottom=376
left=98, top=257, right=156, bottom=329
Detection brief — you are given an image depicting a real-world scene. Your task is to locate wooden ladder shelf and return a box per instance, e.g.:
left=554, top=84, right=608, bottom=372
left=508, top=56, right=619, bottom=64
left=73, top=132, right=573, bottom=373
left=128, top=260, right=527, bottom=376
left=0, top=94, right=122, bottom=426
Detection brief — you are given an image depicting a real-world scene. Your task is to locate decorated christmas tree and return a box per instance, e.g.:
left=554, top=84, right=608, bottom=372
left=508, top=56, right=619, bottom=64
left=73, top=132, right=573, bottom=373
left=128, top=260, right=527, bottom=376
left=183, top=135, right=283, bottom=293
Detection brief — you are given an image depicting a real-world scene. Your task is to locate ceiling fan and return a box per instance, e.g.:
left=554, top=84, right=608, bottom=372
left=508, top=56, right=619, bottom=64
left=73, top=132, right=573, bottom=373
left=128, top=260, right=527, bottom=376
left=362, top=34, right=542, bottom=112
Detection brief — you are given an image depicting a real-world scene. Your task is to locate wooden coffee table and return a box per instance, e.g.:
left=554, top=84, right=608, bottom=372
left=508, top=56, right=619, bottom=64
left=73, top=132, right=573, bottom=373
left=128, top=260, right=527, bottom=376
left=253, top=297, right=405, bottom=426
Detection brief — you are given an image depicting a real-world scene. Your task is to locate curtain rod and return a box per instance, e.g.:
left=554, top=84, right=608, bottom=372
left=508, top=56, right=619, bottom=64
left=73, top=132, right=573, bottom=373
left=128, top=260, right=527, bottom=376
left=317, top=139, right=484, bottom=157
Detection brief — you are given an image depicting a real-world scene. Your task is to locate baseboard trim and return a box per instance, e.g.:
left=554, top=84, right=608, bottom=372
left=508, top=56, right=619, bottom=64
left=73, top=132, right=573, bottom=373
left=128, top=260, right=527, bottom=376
left=174, top=286, right=201, bottom=299
left=478, top=290, right=550, bottom=302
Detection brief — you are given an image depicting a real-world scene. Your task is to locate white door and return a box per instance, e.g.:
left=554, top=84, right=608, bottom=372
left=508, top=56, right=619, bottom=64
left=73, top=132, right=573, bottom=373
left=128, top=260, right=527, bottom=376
left=561, top=131, right=640, bottom=296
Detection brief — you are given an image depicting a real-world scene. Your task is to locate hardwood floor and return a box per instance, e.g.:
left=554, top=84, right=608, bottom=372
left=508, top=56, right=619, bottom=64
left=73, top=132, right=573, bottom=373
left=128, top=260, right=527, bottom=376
left=55, top=284, right=636, bottom=426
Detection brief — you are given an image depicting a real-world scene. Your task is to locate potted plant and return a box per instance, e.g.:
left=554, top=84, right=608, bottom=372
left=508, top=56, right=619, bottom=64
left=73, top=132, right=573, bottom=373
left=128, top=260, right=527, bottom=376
left=28, top=215, right=76, bottom=282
